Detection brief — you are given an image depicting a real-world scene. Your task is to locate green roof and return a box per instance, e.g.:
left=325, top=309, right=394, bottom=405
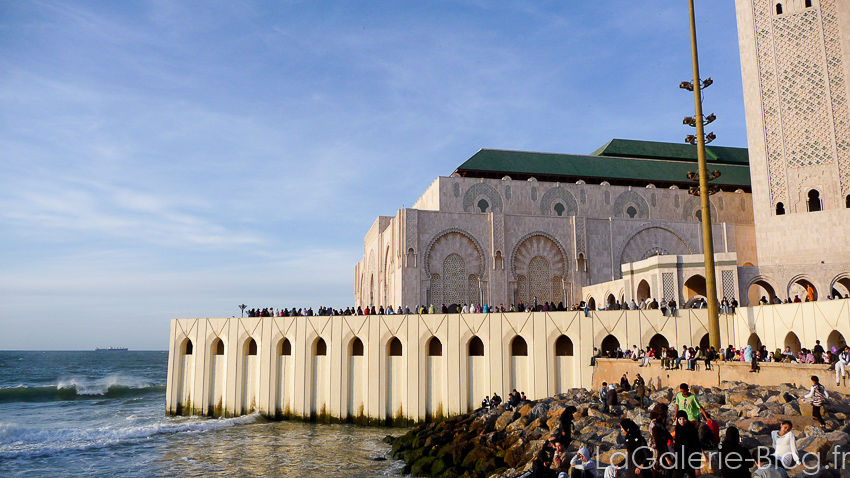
left=454, top=139, right=751, bottom=190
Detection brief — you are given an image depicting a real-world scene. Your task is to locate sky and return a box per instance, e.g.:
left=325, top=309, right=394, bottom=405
left=0, top=1, right=748, bottom=350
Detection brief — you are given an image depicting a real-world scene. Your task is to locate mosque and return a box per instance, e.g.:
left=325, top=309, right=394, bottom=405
left=166, top=0, right=850, bottom=422
left=354, top=0, right=850, bottom=313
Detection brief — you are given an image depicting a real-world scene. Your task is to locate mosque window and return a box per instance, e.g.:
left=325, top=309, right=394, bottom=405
left=351, top=337, right=364, bottom=356
left=214, top=339, right=225, bottom=355
left=246, top=338, right=257, bottom=356
left=477, top=199, right=489, bottom=212
left=315, top=338, right=327, bottom=356
left=626, top=206, right=637, bottom=218
left=776, top=3, right=783, bottom=14
left=776, top=202, right=785, bottom=215
left=805, top=0, right=812, bottom=7
left=807, top=189, right=822, bottom=212
left=183, top=339, right=193, bottom=355
left=554, top=203, right=565, bottom=216
left=845, top=195, right=850, bottom=208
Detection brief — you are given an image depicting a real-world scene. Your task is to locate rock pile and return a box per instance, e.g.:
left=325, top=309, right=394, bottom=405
left=385, top=381, right=850, bottom=478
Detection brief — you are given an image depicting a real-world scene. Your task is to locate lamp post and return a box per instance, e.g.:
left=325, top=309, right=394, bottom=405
left=682, top=0, right=721, bottom=350
left=239, top=304, right=247, bottom=317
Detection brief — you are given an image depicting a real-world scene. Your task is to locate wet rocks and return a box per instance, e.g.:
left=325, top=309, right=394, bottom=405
left=385, top=382, right=850, bottom=478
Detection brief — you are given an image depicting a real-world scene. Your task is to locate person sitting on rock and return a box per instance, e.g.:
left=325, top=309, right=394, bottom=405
left=567, top=446, right=597, bottom=478
left=549, top=440, right=571, bottom=477
left=770, top=420, right=800, bottom=468
left=481, top=396, right=491, bottom=410
left=491, top=392, right=502, bottom=408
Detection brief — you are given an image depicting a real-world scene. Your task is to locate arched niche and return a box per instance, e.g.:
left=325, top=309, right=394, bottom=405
left=747, top=278, right=777, bottom=305
left=212, top=337, right=225, bottom=356
left=828, top=330, right=847, bottom=352
left=314, top=337, right=327, bottom=356
left=748, top=333, right=762, bottom=350
left=555, top=335, right=574, bottom=356
left=279, top=338, right=292, bottom=355
left=511, top=336, right=528, bottom=356
left=468, top=336, right=484, bottom=356
left=648, top=334, right=669, bottom=358
left=788, top=276, right=818, bottom=301
left=181, top=338, right=193, bottom=355
left=350, top=337, right=364, bottom=356
left=636, top=280, right=651, bottom=303
left=784, top=332, right=801, bottom=354
left=427, top=337, right=443, bottom=356
left=388, top=337, right=403, bottom=356
left=244, top=338, right=258, bottom=356
left=600, top=334, right=620, bottom=356
left=684, top=275, right=707, bottom=301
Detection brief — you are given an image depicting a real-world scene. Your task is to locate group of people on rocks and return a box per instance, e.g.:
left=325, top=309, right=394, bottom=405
left=481, top=389, right=528, bottom=411
left=520, top=379, right=826, bottom=478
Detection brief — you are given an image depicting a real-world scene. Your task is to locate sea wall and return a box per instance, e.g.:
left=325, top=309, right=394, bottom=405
left=165, top=301, right=850, bottom=423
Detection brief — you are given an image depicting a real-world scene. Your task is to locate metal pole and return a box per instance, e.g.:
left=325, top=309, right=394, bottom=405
left=687, top=0, right=721, bottom=349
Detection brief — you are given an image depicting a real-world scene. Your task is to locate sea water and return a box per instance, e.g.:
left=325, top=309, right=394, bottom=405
left=0, top=351, right=405, bottom=477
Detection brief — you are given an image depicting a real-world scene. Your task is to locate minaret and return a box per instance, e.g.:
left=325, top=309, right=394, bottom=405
left=735, top=0, right=850, bottom=265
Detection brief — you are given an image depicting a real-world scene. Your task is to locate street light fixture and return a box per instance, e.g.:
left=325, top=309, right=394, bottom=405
left=681, top=0, right=721, bottom=350
left=239, top=304, right=247, bottom=317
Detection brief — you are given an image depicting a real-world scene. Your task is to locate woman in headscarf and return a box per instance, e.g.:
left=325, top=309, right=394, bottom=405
left=648, top=404, right=673, bottom=478
left=568, top=446, right=597, bottom=478
left=672, top=410, right=701, bottom=478
left=620, top=418, right=650, bottom=478
left=717, top=426, right=753, bottom=478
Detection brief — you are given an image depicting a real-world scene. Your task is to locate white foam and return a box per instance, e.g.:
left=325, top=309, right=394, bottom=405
left=0, top=414, right=259, bottom=458
left=56, top=374, right=158, bottom=396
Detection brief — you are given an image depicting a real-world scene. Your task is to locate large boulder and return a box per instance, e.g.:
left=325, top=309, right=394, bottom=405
left=495, top=410, right=520, bottom=432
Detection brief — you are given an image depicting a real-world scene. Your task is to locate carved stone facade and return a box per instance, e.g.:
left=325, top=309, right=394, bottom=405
left=355, top=177, right=756, bottom=309
left=736, top=0, right=850, bottom=265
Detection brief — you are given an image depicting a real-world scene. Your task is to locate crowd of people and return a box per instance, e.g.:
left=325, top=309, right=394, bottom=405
left=595, top=339, right=850, bottom=384
left=243, top=289, right=850, bottom=319
left=519, top=380, right=827, bottom=478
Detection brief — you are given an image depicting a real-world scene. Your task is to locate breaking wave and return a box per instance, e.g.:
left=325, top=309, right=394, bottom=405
left=0, top=375, right=165, bottom=403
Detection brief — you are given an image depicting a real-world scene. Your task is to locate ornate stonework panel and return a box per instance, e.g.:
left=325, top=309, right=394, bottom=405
left=453, top=182, right=460, bottom=197
left=528, top=256, right=551, bottom=302
left=613, top=190, right=650, bottom=219
left=511, top=233, right=568, bottom=281
left=468, top=274, right=479, bottom=305
left=722, top=270, right=736, bottom=300
left=681, top=196, right=719, bottom=223
left=442, top=254, right=466, bottom=306
left=492, top=213, right=505, bottom=258
left=574, top=217, right=587, bottom=260
left=821, top=0, right=850, bottom=194
left=773, top=10, right=833, bottom=169
left=539, top=187, right=579, bottom=216
left=424, top=230, right=486, bottom=279
left=531, top=186, right=538, bottom=201
left=754, top=0, right=788, bottom=205
left=430, top=274, right=441, bottom=306
left=617, top=225, right=693, bottom=278
left=505, top=185, right=512, bottom=200
left=517, top=275, right=528, bottom=305
left=662, top=273, right=674, bottom=300
left=463, top=183, right=503, bottom=213
left=552, top=276, right=563, bottom=304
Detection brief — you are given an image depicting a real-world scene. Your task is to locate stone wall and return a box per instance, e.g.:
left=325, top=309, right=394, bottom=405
left=593, top=358, right=850, bottom=394
left=166, top=301, right=850, bottom=423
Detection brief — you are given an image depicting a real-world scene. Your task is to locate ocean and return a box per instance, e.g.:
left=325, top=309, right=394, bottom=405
left=0, top=351, right=406, bottom=477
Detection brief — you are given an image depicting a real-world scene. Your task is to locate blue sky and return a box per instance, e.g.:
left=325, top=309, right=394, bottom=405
left=0, top=1, right=747, bottom=350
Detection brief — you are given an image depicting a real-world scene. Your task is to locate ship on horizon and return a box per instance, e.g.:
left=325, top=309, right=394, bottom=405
left=94, top=347, right=129, bottom=351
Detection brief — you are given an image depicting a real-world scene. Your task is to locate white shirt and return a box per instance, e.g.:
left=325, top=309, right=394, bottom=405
left=771, top=430, right=800, bottom=467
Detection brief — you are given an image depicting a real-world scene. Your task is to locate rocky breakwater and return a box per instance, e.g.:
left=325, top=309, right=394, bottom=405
left=385, top=382, right=850, bottom=478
